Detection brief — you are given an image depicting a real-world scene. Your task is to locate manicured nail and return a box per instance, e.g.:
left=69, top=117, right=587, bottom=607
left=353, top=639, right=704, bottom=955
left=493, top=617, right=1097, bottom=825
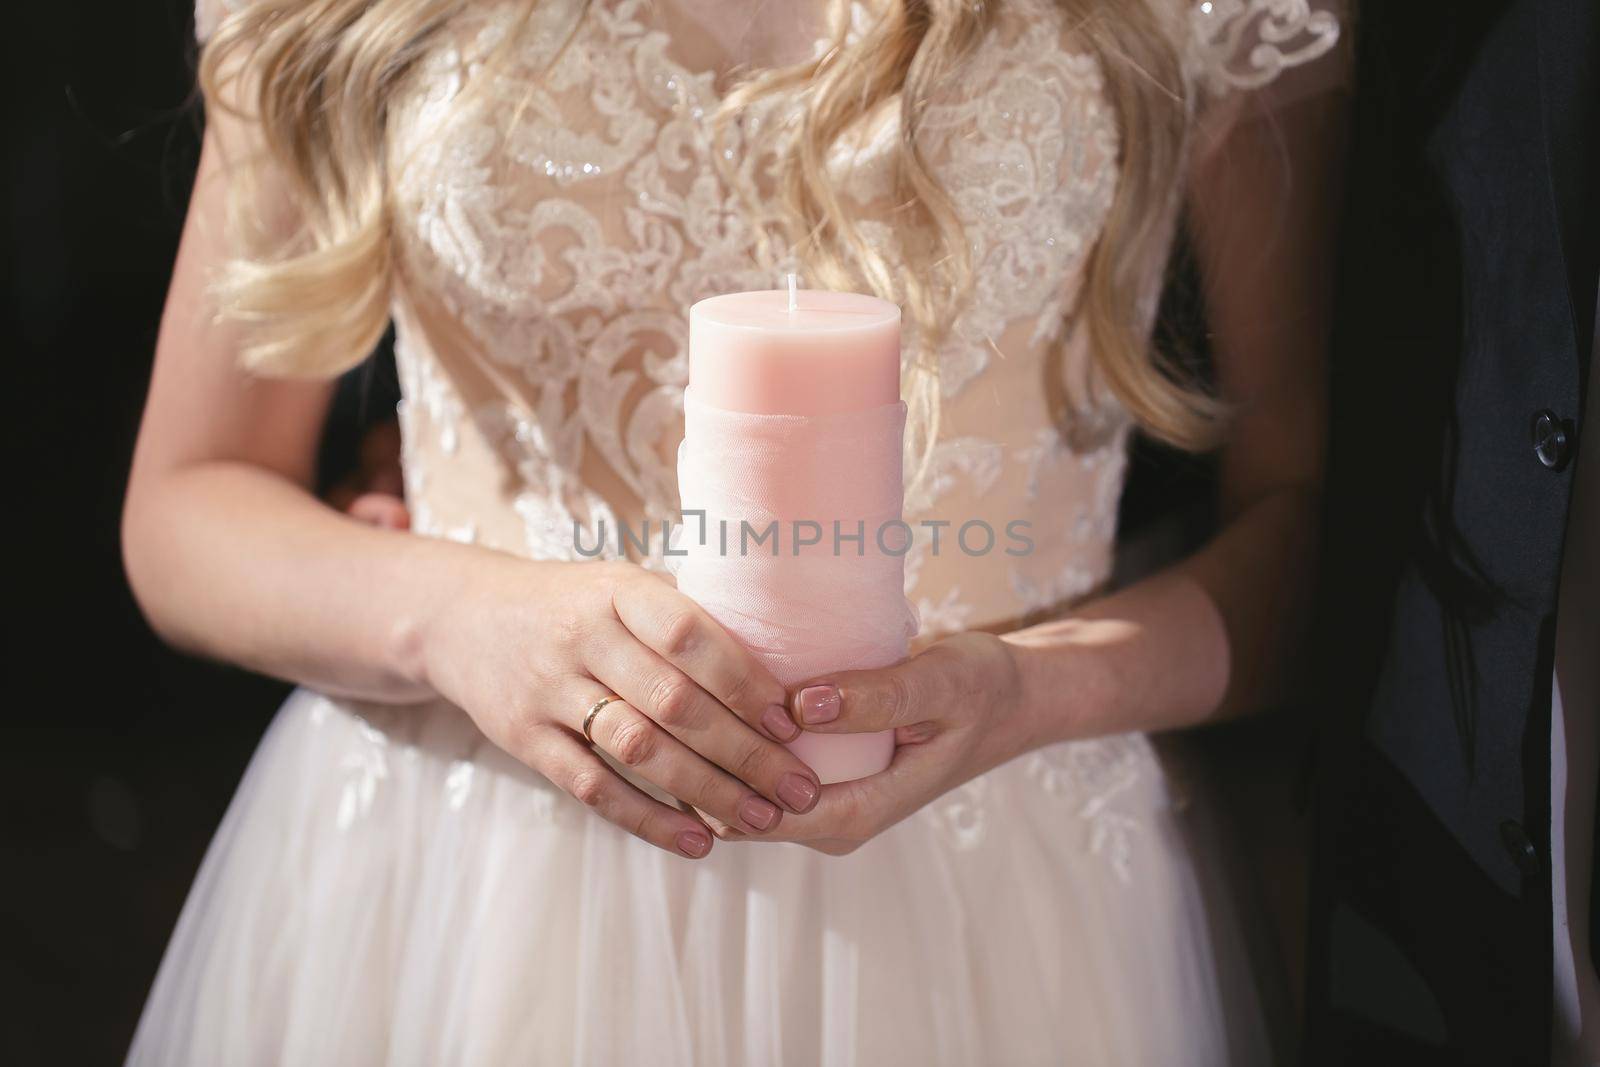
left=761, top=704, right=800, bottom=742
left=796, top=684, right=840, bottom=725
left=676, top=830, right=711, bottom=858
left=776, top=773, right=819, bottom=814
left=739, top=795, right=780, bottom=831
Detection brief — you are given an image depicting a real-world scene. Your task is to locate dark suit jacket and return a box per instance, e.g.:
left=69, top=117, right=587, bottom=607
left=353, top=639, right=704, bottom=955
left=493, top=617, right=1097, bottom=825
left=1307, top=0, right=1597, bottom=1063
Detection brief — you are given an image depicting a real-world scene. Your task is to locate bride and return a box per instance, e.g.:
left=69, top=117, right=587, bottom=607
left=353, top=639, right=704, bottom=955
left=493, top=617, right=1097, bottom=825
left=124, top=0, right=1345, bottom=1062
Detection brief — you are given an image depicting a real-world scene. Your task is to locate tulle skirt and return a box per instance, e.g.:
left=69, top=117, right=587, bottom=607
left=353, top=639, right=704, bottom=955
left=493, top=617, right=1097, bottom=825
left=128, top=689, right=1285, bottom=1066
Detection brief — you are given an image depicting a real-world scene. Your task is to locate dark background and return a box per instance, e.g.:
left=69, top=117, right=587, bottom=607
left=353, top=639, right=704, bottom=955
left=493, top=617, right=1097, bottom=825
left=7, top=4, right=287, bottom=1063
left=3, top=3, right=1218, bottom=1063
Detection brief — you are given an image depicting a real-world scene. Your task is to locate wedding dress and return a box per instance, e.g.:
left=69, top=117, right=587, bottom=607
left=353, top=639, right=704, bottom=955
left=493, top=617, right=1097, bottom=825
left=132, top=1, right=1342, bottom=1063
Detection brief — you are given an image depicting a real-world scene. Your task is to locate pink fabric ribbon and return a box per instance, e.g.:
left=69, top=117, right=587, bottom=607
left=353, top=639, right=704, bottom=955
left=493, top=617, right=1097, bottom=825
left=673, top=390, right=918, bottom=782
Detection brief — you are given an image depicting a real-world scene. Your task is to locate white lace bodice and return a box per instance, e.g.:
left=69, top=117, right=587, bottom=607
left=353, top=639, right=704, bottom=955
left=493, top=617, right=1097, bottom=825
left=198, top=0, right=1338, bottom=639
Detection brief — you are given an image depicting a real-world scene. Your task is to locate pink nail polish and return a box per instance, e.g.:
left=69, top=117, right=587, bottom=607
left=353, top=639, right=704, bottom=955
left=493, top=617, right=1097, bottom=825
left=739, top=795, right=780, bottom=831
left=796, top=684, right=840, bottom=725
left=761, top=704, right=800, bottom=742
left=776, top=773, right=819, bottom=813
left=676, top=830, right=711, bottom=858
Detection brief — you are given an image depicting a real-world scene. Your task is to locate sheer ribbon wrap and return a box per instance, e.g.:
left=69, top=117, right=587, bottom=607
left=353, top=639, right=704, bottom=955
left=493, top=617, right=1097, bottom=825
left=673, top=391, right=919, bottom=782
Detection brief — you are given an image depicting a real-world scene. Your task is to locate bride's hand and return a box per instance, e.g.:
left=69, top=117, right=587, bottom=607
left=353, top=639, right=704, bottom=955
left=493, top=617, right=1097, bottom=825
left=415, top=556, right=821, bottom=858
left=728, top=632, right=1039, bottom=855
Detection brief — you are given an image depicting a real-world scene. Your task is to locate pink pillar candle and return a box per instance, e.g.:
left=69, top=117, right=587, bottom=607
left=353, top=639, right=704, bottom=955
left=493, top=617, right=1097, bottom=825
left=678, top=288, right=916, bottom=783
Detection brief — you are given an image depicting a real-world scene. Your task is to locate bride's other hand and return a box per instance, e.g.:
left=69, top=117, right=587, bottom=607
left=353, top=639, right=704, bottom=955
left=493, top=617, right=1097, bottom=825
left=747, top=570, right=1235, bottom=854
left=413, top=558, right=821, bottom=858
left=730, top=632, right=1039, bottom=855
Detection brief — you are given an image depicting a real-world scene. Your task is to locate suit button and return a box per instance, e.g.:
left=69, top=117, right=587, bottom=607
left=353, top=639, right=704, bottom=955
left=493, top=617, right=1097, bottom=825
left=1500, top=819, right=1540, bottom=876
left=1532, top=409, right=1572, bottom=470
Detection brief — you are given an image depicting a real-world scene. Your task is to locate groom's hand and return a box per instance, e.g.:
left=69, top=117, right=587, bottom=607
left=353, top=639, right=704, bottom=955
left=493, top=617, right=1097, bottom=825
left=325, top=419, right=410, bottom=530
left=723, top=632, right=1040, bottom=854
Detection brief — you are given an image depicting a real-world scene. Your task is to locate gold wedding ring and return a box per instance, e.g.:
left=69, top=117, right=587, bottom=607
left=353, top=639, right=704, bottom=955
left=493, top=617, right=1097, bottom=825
left=581, top=695, right=621, bottom=745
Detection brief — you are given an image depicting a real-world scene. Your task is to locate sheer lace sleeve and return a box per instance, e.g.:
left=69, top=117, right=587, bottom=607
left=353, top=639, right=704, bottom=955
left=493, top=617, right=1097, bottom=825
left=1185, top=0, right=1350, bottom=159
left=1188, top=0, right=1344, bottom=96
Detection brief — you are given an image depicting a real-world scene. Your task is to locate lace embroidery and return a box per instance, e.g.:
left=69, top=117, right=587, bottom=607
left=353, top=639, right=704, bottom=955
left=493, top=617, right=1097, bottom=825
left=905, top=437, right=1006, bottom=518
left=919, top=734, right=1158, bottom=881
left=1189, top=0, right=1341, bottom=93
left=919, top=775, right=992, bottom=851
left=1027, top=736, right=1157, bottom=883
left=335, top=717, right=392, bottom=831
left=908, top=18, right=1119, bottom=398
left=1004, top=424, right=1129, bottom=613
left=387, top=1, right=1129, bottom=557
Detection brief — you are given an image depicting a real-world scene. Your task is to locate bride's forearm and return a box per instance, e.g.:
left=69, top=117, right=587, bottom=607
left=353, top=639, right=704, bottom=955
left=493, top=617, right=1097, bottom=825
left=122, top=460, right=487, bottom=704
left=1003, top=484, right=1320, bottom=747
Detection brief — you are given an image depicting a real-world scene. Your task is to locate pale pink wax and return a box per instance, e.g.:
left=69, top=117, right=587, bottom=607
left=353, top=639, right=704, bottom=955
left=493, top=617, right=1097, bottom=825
left=689, top=290, right=901, bottom=417
left=686, top=289, right=906, bottom=783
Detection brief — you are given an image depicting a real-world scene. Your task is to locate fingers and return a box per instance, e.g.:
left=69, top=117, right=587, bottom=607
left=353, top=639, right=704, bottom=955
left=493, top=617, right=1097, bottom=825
left=611, top=575, right=800, bottom=743
left=346, top=491, right=410, bottom=530
left=582, top=692, right=792, bottom=833
left=536, top=727, right=714, bottom=859
left=789, top=654, right=945, bottom=736
left=739, top=743, right=935, bottom=850
left=585, top=625, right=821, bottom=816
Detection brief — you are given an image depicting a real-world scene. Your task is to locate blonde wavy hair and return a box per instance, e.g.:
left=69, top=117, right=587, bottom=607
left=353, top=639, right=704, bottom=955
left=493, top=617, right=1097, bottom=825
left=199, top=0, right=1223, bottom=454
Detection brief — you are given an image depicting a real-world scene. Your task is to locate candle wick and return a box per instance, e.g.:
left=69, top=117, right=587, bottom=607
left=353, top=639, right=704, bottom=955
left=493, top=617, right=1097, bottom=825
left=785, top=272, right=799, bottom=314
